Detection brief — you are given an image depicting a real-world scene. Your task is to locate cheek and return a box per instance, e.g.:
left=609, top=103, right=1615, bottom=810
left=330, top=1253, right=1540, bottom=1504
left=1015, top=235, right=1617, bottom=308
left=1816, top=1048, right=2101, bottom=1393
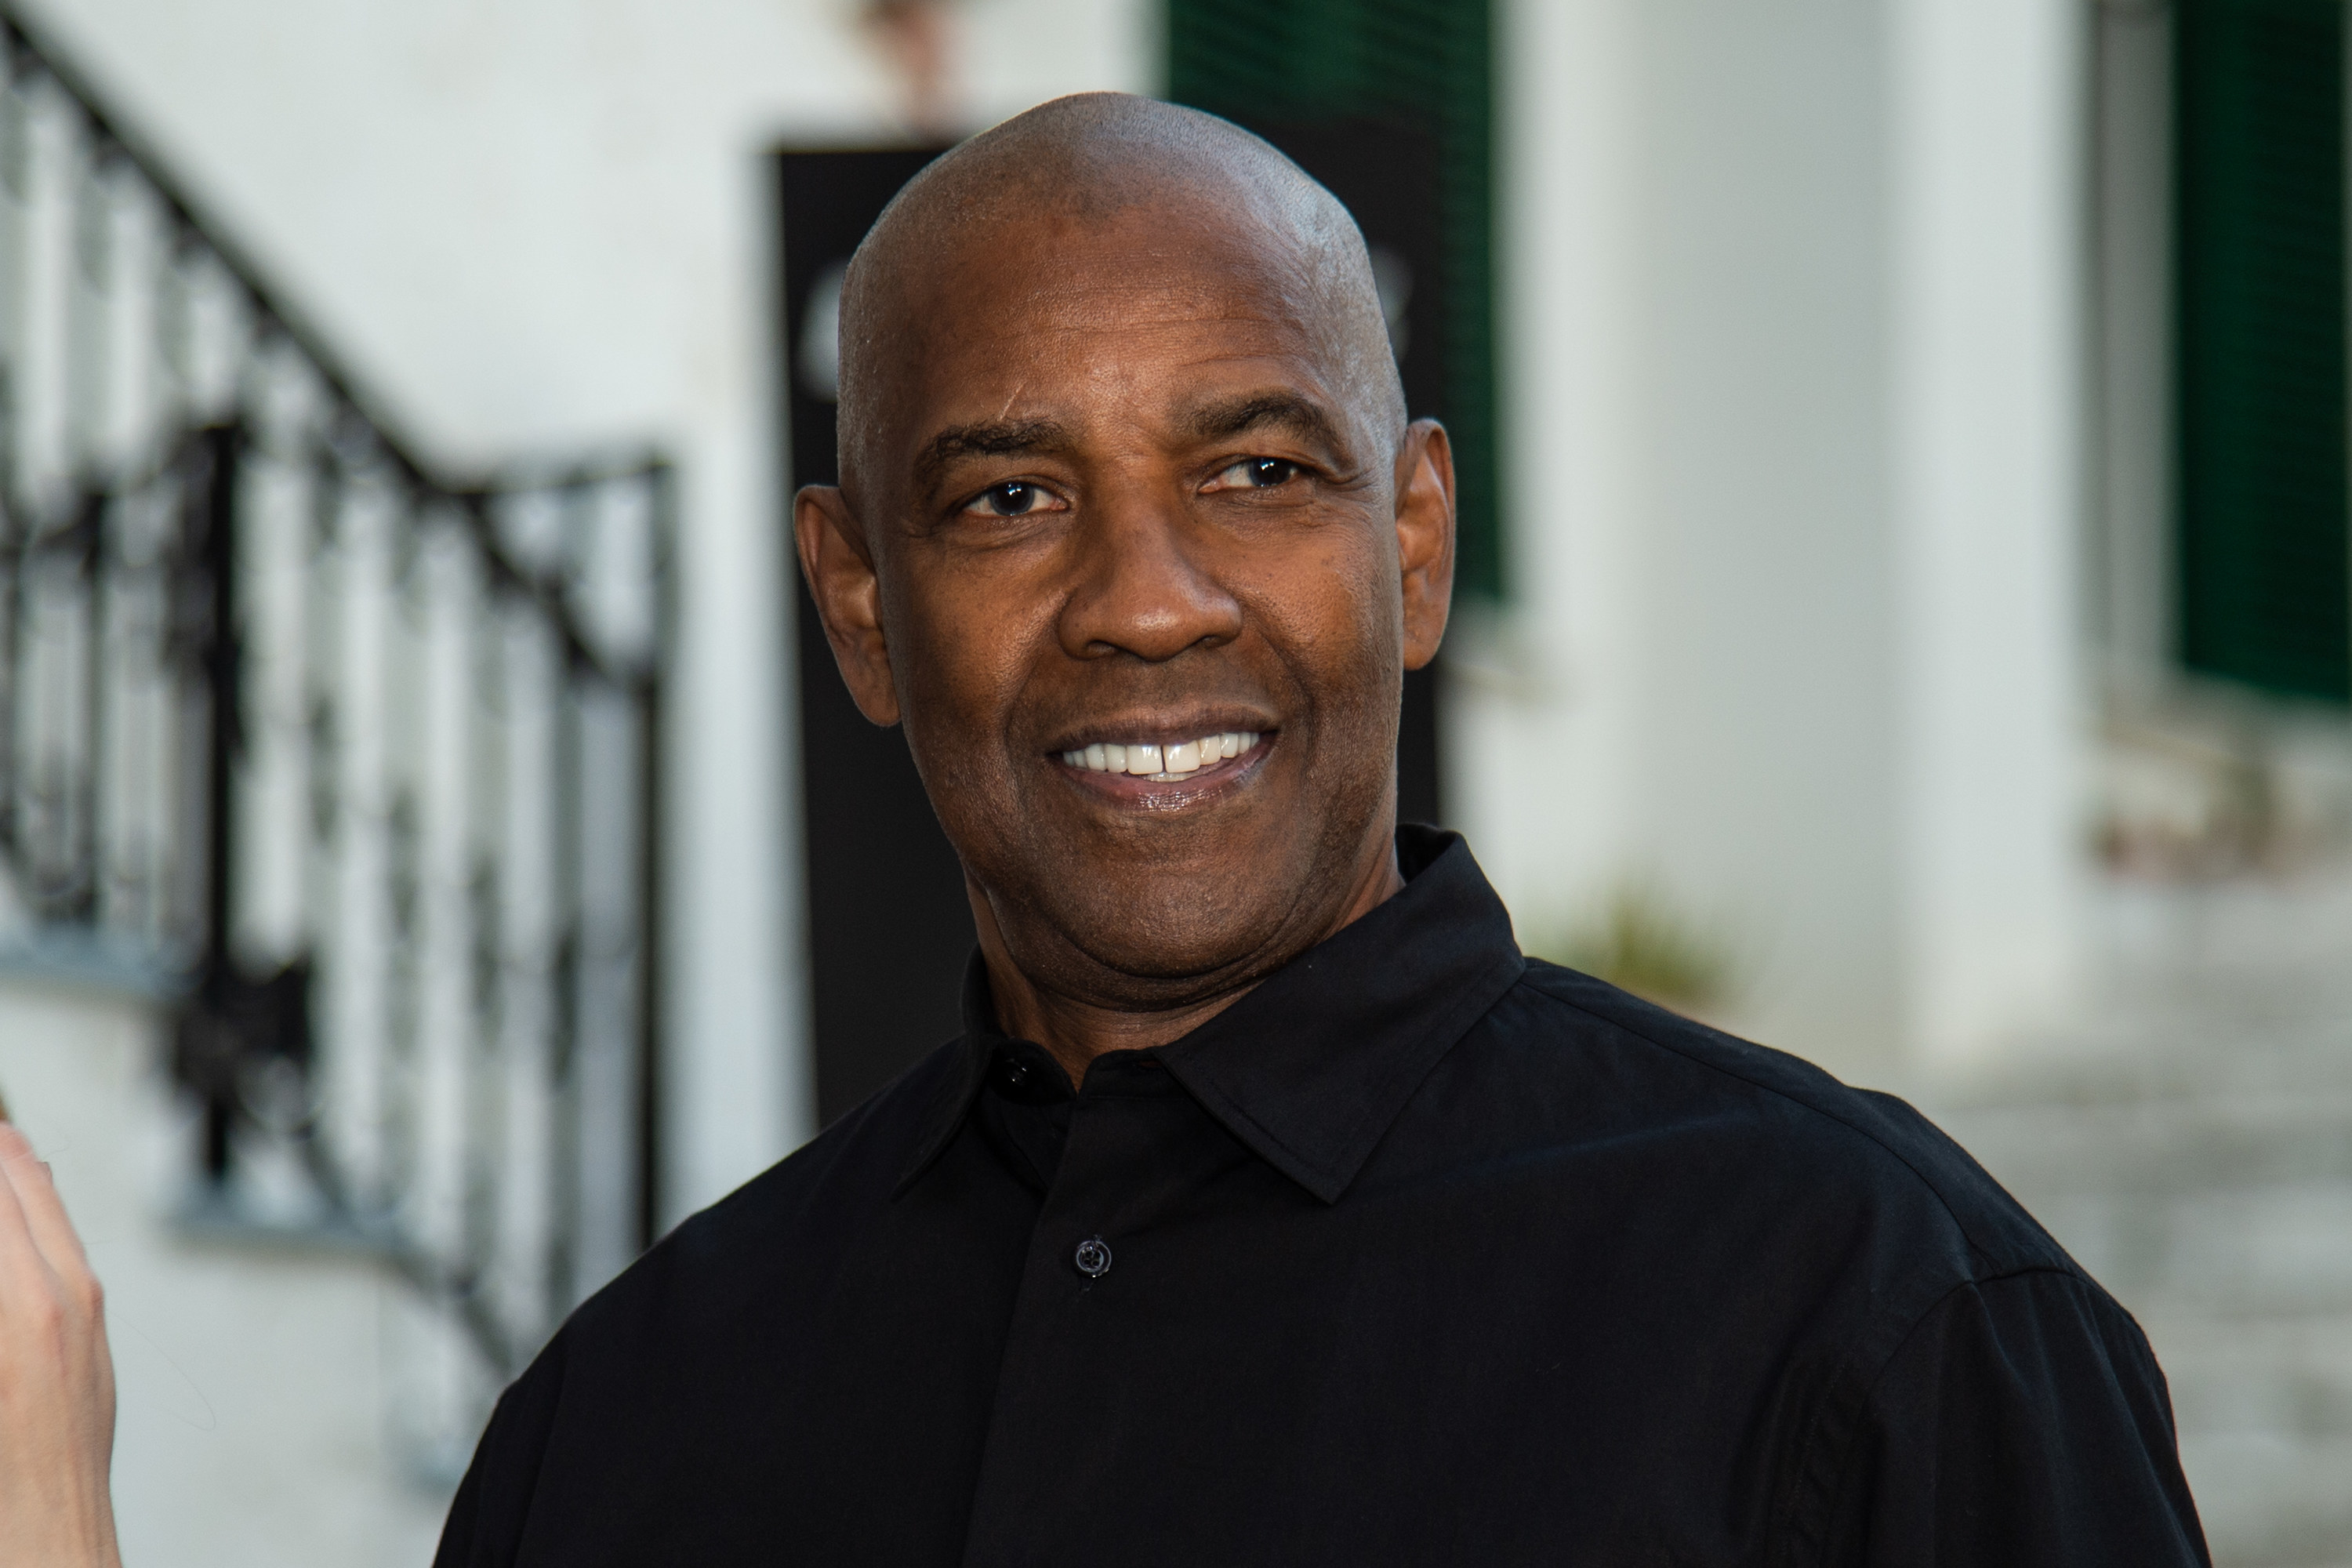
left=884, top=554, right=1052, bottom=768
left=1244, top=525, right=1403, bottom=706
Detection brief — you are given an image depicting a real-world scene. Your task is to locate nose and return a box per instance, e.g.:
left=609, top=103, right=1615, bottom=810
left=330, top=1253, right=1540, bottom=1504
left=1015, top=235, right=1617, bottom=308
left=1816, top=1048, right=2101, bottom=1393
left=1054, top=485, right=1243, bottom=663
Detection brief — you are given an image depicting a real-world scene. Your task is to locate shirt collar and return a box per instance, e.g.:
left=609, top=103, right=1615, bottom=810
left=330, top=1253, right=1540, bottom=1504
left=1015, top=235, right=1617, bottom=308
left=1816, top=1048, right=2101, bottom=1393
left=897, top=826, right=1526, bottom=1204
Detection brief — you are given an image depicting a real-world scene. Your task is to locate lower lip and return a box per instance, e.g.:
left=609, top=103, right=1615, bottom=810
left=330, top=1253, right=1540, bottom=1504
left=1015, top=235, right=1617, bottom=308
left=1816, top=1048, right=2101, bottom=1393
left=1054, top=739, right=1273, bottom=808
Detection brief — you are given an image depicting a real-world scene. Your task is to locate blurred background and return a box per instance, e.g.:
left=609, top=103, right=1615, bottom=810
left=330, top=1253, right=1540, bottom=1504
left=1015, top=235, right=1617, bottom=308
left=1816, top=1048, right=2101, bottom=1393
left=0, top=0, right=2345, bottom=1562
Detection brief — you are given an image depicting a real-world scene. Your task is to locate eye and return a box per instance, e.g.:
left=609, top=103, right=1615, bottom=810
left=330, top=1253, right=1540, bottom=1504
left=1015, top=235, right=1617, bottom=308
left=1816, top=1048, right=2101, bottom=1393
left=963, top=481, right=1062, bottom=517
left=1204, top=456, right=1302, bottom=492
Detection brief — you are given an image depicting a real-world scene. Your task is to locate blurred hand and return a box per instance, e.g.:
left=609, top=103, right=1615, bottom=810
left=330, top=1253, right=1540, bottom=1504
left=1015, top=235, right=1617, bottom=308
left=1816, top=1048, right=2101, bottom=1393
left=0, top=1123, right=121, bottom=1568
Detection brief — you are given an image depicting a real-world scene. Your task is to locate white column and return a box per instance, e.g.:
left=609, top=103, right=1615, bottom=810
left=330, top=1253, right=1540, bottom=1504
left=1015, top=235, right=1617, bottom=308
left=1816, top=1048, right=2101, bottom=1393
left=662, top=245, right=804, bottom=1221
left=1889, top=0, right=2089, bottom=1065
left=1456, top=0, right=1642, bottom=930
left=1470, top=0, right=2088, bottom=1080
left=1479, top=0, right=1909, bottom=1079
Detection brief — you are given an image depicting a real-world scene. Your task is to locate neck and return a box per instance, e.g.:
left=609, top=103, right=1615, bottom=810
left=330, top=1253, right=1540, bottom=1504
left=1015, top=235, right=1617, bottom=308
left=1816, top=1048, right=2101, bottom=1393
left=971, top=835, right=1407, bottom=1089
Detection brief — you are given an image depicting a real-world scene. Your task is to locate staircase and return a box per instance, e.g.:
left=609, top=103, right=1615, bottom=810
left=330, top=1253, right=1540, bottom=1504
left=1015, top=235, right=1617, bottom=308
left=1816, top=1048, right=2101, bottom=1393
left=0, top=0, right=671, bottom=1485
left=1929, top=869, right=2352, bottom=1568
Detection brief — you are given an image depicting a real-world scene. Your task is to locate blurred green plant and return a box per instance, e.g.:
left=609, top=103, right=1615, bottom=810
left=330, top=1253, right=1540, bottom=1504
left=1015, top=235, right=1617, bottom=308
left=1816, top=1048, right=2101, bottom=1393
left=1526, top=883, right=1739, bottom=1015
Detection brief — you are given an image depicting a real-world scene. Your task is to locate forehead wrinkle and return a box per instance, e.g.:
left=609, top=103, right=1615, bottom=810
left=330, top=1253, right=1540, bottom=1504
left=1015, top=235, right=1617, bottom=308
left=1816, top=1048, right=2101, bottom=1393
left=948, top=260, right=1315, bottom=339
left=1012, top=241, right=1327, bottom=324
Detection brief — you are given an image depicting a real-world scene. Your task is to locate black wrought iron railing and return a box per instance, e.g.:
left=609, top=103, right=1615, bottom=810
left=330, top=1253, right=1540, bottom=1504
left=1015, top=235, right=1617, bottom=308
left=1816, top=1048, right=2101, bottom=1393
left=0, top=2, right=670, bottom=1409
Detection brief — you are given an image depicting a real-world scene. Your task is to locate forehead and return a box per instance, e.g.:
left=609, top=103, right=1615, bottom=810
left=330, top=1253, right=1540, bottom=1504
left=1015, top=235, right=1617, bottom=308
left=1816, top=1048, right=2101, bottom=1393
left=877, top=208, right=1351, bottom=445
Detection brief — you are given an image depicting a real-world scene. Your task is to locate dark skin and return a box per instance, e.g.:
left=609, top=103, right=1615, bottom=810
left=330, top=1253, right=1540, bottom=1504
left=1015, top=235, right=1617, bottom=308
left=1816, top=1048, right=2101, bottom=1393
left=797, top=198, right=1454, bottom=1087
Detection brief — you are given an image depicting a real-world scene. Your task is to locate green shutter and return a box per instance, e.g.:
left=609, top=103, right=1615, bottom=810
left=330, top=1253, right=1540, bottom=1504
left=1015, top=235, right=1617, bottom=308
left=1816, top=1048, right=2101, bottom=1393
left=1167, top=0, right=1503, bottom=602
left=2176, top=0, right=2352, bottom=703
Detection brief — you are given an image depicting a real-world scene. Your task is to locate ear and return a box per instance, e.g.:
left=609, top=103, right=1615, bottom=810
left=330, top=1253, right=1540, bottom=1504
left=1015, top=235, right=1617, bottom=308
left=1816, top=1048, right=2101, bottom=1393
left=1394, top=419, right=1456, bottom=671
left=794, top=485, right=902, bottom=726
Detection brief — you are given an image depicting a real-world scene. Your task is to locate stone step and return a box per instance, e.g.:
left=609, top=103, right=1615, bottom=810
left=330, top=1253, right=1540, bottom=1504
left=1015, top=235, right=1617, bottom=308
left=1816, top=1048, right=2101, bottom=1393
left=1914, top=869, right=2352, bottom=1566
left=2024, top=1182, right=2352, bottom=1314
left=1929, top=1088, right=2352, bottom=1567
left=2143, top=1310, right=2352, bottom=1434
left=2169, top=1427, right=2352, bottom=1568
left=1934, top=1093, right=2352, bottom=1195
left=1933, top=1091, right=2352, bottom=1317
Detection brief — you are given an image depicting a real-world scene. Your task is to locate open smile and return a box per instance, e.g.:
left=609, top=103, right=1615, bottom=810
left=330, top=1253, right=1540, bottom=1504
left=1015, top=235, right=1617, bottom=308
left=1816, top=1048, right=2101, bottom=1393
left=1060, top=730, right=1263, bottom=782
left=1053, top=729, right=1271, bottom=804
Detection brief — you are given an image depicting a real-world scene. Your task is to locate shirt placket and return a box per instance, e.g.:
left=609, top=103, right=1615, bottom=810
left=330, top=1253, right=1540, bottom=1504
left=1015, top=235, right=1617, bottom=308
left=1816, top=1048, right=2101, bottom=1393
left=958, top=1061, right=1193, bottom=1567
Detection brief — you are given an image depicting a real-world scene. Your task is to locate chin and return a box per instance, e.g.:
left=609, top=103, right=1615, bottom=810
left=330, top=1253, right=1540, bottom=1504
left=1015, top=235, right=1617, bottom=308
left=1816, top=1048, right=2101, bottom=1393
left=1026, top=879, right=1304, bottom=997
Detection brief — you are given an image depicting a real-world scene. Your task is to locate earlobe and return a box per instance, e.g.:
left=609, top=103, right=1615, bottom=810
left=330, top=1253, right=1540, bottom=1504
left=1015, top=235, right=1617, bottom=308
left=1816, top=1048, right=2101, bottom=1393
left=793, top=485, right=903, bottom=727
left=1395, top=420, right=1456, bottom=671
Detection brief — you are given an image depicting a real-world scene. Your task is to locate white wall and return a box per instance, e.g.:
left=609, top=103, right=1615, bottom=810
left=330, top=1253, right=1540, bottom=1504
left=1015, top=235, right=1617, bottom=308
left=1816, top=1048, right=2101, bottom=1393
left=42, top=0, right=2090, bottom=1137
left=35, top=0, right=1153, bottom=1222
left=1472, top=0, right=2085, bottom=1078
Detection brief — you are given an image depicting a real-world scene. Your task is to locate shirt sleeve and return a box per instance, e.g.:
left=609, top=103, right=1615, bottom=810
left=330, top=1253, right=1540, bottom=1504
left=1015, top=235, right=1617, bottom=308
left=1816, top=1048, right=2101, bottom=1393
left=432, top=1332, right=569, bottom=1568
left=1820, top=1266, right=2211, bottom=1566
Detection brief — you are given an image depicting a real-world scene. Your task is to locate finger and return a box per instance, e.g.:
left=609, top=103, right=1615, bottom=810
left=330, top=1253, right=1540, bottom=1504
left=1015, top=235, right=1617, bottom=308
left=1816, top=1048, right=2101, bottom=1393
left=0, top=1128, right=63, bottom=1305
left=0, top=1132, right=93, bottom=1286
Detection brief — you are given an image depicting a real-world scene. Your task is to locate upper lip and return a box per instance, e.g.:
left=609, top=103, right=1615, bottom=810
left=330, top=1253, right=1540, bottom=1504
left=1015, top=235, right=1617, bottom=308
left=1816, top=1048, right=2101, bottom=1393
left=1039, top=707, right=1279, bottom=755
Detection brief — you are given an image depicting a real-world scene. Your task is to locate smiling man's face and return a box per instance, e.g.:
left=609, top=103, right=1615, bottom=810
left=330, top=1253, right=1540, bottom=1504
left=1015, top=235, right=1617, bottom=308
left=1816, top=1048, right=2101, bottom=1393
left=797, top=118, right=1454, bottom=1047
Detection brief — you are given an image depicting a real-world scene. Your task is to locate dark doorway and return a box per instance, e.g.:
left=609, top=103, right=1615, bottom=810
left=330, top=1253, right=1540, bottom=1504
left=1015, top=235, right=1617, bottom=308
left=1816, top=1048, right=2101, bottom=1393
left=778, top=148, right=964, bottom=1131
left=777, top=135, right=1450, bottom=1127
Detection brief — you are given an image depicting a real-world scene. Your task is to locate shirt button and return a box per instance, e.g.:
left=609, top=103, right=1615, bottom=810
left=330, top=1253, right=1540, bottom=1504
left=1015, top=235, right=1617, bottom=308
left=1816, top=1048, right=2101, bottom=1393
left=997, top=1058, right=1031, bottom=1089
left=1073, top=1236, right=1112, bottom=1279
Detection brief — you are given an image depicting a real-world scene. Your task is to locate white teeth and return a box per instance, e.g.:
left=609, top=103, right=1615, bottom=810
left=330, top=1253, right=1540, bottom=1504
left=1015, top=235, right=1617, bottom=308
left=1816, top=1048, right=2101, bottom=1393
left=1062, top=731, right=1261, bottom=775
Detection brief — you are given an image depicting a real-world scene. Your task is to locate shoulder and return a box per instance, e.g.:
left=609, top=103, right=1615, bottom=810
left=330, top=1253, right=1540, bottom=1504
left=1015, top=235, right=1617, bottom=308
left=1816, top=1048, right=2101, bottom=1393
left=1442, top=959, right=2069, bottom=1282
left=1450, top=971, right=2197, bottom=1559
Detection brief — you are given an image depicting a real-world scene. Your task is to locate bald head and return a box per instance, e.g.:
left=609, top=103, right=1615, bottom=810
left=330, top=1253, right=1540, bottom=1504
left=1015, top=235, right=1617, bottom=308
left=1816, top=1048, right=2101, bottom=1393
left=833, top=93, right=1406, bottom=506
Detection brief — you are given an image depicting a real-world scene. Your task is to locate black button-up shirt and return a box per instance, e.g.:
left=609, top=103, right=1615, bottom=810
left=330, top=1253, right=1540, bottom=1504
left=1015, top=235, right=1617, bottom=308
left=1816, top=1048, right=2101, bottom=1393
left=436, top=829, right=2208, bottom=1566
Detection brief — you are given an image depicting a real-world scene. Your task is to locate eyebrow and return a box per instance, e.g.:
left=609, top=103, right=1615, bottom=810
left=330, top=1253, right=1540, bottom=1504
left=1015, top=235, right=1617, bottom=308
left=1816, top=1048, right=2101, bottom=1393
left=912, top=418, right=1070, bottom=494
left=1182, top=390, right=1350, bottom=459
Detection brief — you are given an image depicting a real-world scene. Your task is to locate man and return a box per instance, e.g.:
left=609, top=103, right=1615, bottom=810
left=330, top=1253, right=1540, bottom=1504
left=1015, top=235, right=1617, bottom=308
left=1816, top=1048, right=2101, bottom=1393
left=434, top=93, right=2205, bottom=1563
left=1, top=93, right=2205, bottom=1564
